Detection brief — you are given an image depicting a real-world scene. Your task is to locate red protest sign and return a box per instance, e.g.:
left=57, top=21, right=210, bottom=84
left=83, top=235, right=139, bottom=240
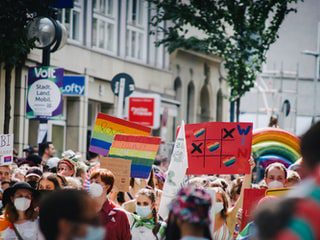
left=185, top=122, right=253, bottom=174
left=241, top=189, right=266, bottom=231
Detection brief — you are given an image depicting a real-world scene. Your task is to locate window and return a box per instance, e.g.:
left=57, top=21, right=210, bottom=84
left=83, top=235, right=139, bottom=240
left=92, top=0, right=117, bottom=53
left=216, top=88, right=223, bottom=121
left=199, top=85, right=211, bottom=122
left=187, top=82, right=195, bottom=123
left=59, top=0, right=83, bottom=43
left=126, top=0, right=147, bottom=61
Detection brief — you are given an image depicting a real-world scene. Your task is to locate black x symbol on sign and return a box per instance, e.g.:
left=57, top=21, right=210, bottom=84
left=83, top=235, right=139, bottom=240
left=191, top=142, right=203, bottom=154
left=223, top=128, right=235, bottom=139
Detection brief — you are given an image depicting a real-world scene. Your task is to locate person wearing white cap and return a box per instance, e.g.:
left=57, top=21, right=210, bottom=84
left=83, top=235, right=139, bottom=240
left=57, top=150, right=81, bottom=177
left=45, top=157, right=60, bottom=173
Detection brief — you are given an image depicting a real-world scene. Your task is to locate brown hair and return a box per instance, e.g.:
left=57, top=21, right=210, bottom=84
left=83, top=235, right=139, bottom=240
left=90, top=169, right=114, bottom=194
left=5, top=195, right=38, bottom=223
left=264, top=162, right=287, bottom=179
left=228, top=177, right=243, bottom=203
left=55, top=174, right=68, bottom=187
left=37, top=173, right=61, bottom=190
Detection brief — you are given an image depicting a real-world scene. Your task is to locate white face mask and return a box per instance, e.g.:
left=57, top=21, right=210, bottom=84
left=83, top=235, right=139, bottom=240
left=136, top=205, right=152, bottom=218
left=89, top=183, right=104, bottom=198
left=213, top=202, right=224, bottom=215
left=267, top=180, right=284, bottom=189
left=14, top=197, right=31, bottom=211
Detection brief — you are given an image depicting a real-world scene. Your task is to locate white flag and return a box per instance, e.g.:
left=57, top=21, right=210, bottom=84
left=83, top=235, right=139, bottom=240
left=158, top=121, right=188, bottom=220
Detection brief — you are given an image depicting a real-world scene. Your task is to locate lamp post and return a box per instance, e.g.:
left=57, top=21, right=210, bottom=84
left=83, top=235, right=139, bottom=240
left=302, top=50, right=319, bottom=125
left=28, top=16, right=67, bottom=144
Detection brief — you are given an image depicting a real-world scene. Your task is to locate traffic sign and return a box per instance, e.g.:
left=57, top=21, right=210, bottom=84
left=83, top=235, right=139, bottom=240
left=111, top=73, right=135, bottom=98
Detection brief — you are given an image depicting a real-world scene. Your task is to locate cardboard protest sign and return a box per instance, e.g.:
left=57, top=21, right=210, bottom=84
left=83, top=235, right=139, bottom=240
left=0, top=134, right=13, bottom=165
left=109, top=134, right=161, bottom=179
left=100, top=157, right=131, bottom=192
left=89, top=113, right=151, bottom=156
left=241, top=188, right=266, bottom=231
left=159, top=121, right=188, bottom=220
left=185, top=122, right=253, bottom=174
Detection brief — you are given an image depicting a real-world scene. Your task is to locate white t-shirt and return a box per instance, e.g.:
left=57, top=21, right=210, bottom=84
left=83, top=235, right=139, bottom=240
left=2, top=219, right=44, bottom=240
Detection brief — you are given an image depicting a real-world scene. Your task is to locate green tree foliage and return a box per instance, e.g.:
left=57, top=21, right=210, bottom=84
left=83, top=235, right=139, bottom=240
left=149, top=0, right=302, bottom=119
left=0, top=0, right=53, bottom=133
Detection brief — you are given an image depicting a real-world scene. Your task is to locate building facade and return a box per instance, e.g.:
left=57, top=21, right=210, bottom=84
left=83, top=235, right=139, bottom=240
left=240, top=0, right=320, bottom=135
left=0, top=0, right=229, bottom=157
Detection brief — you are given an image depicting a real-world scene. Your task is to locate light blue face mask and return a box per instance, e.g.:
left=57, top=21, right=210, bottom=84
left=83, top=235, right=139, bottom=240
left=73, top=226, right=106, bottom=240
left=136, top=205, right=152, bottom=218
left=0, top=201, right=3, bottom=209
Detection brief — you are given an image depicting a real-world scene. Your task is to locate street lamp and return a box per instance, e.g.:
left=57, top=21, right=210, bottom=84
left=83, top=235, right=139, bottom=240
left=28, top=16, right=67, bottom=65
left=301, top=50, right=319, bottom=125
left=27, top=16, right=67, bottom=144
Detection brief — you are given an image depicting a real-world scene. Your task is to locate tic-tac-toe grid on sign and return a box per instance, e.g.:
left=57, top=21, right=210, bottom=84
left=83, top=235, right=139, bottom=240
left=185, top=122, right=253, bottom=175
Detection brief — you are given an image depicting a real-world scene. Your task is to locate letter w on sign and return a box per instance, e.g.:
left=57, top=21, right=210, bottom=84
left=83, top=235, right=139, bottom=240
left=237, top=125, right=252, bottom=135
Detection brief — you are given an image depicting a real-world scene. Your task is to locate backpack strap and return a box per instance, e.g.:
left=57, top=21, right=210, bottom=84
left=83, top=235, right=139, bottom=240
left=12, top=224, right=24, bottom=240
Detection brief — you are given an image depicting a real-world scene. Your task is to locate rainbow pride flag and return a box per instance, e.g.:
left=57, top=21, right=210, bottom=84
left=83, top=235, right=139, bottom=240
left=194, top=128, right=205, bottom=138
left=109, top=134, right=161, bottom=178
left=223, top=157, right=237, bottom=167
left=207, top=142, right=220, bottom=152
left=89, top=113, right=151, bottom=156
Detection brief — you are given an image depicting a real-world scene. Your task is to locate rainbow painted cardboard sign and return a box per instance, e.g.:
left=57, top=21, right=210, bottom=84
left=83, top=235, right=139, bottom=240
left=89, top=113, right=151, bottom=156
left=185, top=122, right=253, bottom=174
left=109, top=134, right=161, bottom=178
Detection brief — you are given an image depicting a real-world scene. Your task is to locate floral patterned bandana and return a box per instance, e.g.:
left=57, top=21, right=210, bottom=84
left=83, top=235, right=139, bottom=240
left=169, top=185, right=212, bottom=225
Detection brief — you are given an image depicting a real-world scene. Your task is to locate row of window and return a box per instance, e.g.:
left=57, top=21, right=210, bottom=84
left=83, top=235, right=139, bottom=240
left=58, top=0, right=167, bottom=69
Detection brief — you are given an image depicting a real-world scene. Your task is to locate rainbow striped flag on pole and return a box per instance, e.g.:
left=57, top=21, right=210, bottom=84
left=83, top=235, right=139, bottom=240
left=109, top=134, right=161, bottom=178
left=89, top=113, right=151, bottom=156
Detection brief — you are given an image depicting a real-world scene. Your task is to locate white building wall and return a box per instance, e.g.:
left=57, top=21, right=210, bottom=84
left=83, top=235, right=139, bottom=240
left=241, top=0, right=320, bottom=135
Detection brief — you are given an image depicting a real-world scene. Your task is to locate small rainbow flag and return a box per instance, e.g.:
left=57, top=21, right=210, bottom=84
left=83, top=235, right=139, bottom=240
left=194, top=128, right=205, bottom=138
left=223, top=157, right=236, bottom=167
left=109, top=134, right=161, bottom=178
left=89, top=113, right=151, bottom=156
left=207, top=142, right=220, bottom=152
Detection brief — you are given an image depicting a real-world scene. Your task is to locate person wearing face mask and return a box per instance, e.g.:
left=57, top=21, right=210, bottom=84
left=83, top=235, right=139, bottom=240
left=128, top=188, right=166, bottom=240
left=1, top=182, right=41, bottom=240
left=89, top=169, right=131, bottom=240
left=166, top=185, right=212, bottom=240
left=211, top=158, right=255, bottom=240
left=264, top=162, right=287, bottom=189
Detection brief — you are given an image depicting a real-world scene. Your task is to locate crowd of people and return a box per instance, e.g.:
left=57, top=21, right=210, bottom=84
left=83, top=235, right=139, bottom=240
left=0, top=121, right=319, bottom=240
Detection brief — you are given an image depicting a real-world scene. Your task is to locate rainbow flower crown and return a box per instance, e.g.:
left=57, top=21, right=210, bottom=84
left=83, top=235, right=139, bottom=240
left=169, top=185, right=212, bottom=225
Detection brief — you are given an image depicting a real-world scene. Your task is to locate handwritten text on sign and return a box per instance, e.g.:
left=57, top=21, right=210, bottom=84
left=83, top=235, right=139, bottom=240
left=0, top=134, right=13, bottom=165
